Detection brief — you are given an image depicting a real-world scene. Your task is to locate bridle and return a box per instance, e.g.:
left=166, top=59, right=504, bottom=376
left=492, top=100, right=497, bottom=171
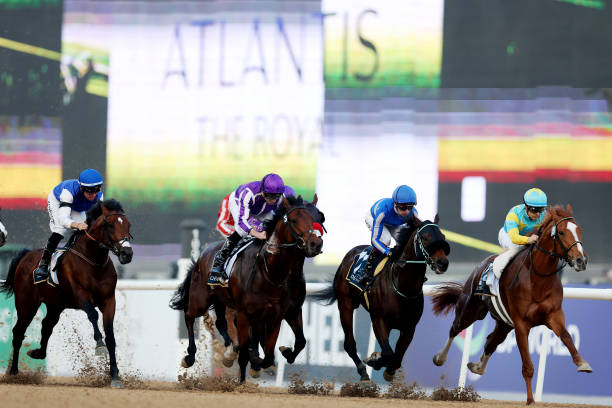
left=531, top=216, right=582, bottom=277
left=265, top=206, right=322, bottom=254
left=85, top=212, right=133, bottom=256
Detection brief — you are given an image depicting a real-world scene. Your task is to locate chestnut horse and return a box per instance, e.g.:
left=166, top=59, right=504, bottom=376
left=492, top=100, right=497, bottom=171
left=0, top=200, right=133, bottom=387
left=431, top=205, right=590, bottom=405
left=311, top=215, right=450, bottom=382
left=170, top=195, right=323, bottom=382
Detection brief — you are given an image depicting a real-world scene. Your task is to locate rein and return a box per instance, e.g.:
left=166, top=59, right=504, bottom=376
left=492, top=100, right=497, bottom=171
left=530, top=216, right=578, bottom=277
left=69, top=247, right=110, bottom=267
left=84, top=212, right=132, bottom=256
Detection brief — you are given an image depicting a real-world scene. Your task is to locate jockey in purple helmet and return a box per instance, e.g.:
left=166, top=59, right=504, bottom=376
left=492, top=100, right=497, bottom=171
left=33, top=168, right=104, bottom=284
left=360, top=185, right=418, bottom=287
left=209, top=173, right=296, bottom=286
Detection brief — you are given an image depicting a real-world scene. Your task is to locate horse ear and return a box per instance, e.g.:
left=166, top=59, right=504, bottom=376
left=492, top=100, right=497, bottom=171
left=282, top=196, right=291, bottom=210
left=312, top=193, right=318, bottom=206
left=566, top=204, right=573, bottom=214
left=409, top=214, right=422, bottom=228
left=100, top=202, right=109, bottom=214
left=434, top=213, right=440, bottom=224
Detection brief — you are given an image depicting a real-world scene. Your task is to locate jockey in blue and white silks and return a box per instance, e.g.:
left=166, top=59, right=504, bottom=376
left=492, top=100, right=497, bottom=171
left=209, top=173, right=295, bottom=286
left=475, top=187, right=547, bottom=297
left=33, top=168, right=104, bottom=284
left=361, top=185, right=418, bottom=286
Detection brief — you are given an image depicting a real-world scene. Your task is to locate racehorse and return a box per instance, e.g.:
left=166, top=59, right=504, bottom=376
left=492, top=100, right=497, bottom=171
left=170, top=195, right=323, bottom=382
left=0, top=211, right=7, bottom=247
left=431, top=205, right=590, bottom=405
left=0, top=200, right=133, bottom=387
left=216, top=199, right=326, bottom=374
left=311, top=215, right=450, bottom=382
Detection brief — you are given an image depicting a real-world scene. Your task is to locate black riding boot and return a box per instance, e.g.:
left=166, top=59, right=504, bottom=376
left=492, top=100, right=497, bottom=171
left=209, top=232, right=241, bottom=286
left=33, top=232, right=63, bottom=284
left=359, top=249, right=381, bottom=288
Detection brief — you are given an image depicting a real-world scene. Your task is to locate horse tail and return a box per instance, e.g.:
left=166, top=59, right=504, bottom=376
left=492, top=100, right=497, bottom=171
left=430, top=282, right=463, bottom=316
left=308, top=281, right=337, bottom=305
left=169, top=261, right=195, bottom=311
left=1, top=248, right=30, bottom=297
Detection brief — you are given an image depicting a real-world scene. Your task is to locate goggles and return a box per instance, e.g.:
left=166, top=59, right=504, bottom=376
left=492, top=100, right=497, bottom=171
left=395, top=203, right=414, bottom=211
left=82, top=186, right=101, bottom=194
left=526, top=206, right=545, bottom=214
left=264, top=192, right=281, bottom=200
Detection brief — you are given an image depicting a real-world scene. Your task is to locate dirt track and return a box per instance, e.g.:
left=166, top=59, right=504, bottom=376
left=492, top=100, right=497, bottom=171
left=0, top=380, right=609, bottom=408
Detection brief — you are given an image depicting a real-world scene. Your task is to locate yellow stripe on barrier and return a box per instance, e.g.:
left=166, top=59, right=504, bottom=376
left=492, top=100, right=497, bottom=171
left=441, top=229, right=503, bottom=254
left=0, top=37, right=61, bottom=61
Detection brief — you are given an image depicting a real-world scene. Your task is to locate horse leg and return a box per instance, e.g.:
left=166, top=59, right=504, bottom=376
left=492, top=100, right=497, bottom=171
left=467, top=320, right=512, bottom=375
left=546, top=310, right=592, bottom=372
left=338, top=299, right=369, bottom=381
left=434, top=293, right=486, bottom=366
left=260, top=320, right=281, bottom=376
left=101, top=296, right=122, bottom=388
left=214, top=303, right=237, bottom=368
left=27, top=306, right=62, bottom=360
left=236, top=312, right=251, bottom=383
left=82, top=301, right=107, bottom=356
left=9, top=302, right=40, bottom=375
left=515, top=323, right=535, bottom=405
left=279, top=307, right=306, bottom=364
left=364, top=316, right=393, bottom=371
left=384, top=325, right=417, bottom=382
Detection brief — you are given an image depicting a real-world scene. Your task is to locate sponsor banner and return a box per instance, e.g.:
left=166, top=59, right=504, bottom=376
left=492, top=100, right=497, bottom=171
left=63, top=6, right=324, bottom=210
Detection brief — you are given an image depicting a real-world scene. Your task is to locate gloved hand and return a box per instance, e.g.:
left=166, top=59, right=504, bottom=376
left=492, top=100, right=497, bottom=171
left=387, top=247, right=397, bottom=258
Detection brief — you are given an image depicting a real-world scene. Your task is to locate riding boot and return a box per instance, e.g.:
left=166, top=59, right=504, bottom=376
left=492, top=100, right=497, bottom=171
left=209, top=232, right=240, bottom=286
left=33, top=232, right=63, bottom=284
left=474, top=267, right=494, bottom=297
left=359, top=249, right=381, bottom=288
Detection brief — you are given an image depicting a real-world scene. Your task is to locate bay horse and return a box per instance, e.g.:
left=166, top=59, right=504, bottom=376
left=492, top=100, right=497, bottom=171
left=431, top=205, right=590, bottom=405
left=0, top=211, right=7, bottom=247
left=0, top=199, right=133, bottom=387
left=216, top=199, right=327, bottom=375
left=311, top=215, right=450, bottom=382
left=170, top=195, right=323, bottom=382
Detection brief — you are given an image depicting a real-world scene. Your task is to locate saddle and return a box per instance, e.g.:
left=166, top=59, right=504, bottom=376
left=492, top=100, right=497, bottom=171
left=346, top=246, right=388, bottom=292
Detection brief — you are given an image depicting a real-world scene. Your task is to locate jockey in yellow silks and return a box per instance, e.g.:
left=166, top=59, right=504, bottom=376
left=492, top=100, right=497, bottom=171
left=475, top=188, right=547, bottom=296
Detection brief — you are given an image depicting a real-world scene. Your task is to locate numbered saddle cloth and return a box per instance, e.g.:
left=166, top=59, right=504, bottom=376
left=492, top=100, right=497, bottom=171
left=346, top=246, right=387, bottom=292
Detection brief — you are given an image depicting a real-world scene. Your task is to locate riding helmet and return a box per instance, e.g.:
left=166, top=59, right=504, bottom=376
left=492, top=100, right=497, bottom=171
left=78, top=168, right=104, bottom=187
left=392, top=185, right=417, bottom=205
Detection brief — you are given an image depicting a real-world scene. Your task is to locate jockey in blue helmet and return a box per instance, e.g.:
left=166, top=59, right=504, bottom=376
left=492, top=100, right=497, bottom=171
left=209, top=173, right=296, bottom=286
left=361, top=185, right=418, bottom=286
left=33, top=168, right=104, bottom=284
left=475, top=187, right=547, bottom=296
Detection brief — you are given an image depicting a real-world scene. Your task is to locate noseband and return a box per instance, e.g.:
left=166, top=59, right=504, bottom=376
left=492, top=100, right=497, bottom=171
left=265, top=206, right=322, bottom=254
left=531, top=216, right=582, bottom=276
left=85, top=212, right=133, bottom=256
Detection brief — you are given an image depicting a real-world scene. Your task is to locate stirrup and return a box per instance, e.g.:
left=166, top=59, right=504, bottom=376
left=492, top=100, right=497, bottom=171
left=208, top=272, right=229, bottom=287
left=474, top=283, right=494, bottom=297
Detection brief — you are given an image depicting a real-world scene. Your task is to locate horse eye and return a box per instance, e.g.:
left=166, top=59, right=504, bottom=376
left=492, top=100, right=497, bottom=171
left=559, top=231, right=564, bottom=235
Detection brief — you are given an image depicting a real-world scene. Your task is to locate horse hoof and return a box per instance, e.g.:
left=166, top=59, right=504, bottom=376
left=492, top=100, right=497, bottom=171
left=433, top=353, right=446, bottom=366
left=27, top=349, right=46, bottom=360
left=181, top=355, right=195, bottom=368
left=383, top=370, right=395, bottom=382
left=222, top=357, right=235, bottom=368
left=467, top=362, right=485, bottom=375
left=263, top=365, right=276, bottom=376
left=95, top=345, right=109, bottom=357
left=363, top=352, right=382, bottom=369
left=359, top=375, right=371, bottom=383
left=249, top=368, right=261, bottom=378
left=279, top=346, right=292, bottom=358
left=577, top=362, right=593, bottom=373
left=110, top=379, right=123, bottom=389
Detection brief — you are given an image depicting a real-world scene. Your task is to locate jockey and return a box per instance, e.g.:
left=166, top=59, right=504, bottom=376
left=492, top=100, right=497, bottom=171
left=33, top=168, right=104, bottom=284
left=209, top=173, right=296, bottom=286
left=475, top=187, right=547, bottom=296
left=361, top=185, right=418, bottom=286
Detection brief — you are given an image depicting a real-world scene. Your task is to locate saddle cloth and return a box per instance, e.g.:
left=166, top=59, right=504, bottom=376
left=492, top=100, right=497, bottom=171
left=346, top=246, right=388, bottom=292
left=481, top=260, right=514, bottom=327
left=41, top=248, right=67, bottom=287
left=224, top=238, right=255, bottom=278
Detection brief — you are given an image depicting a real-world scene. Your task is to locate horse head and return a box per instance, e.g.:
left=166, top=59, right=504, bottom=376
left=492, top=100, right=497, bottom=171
left=86, top=199, right=133, bottom=264
left=267, top=195, right=323, bottom=258
left=538, top=204, right=587, bottom=272
left=398, top=214, right=450, bottom=274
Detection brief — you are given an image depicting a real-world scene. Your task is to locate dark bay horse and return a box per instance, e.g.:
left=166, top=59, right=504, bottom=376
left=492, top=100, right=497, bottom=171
left=170, top=195, right=323, bottom=382
left=217, top=199, right=327, bottom=375
left=0, top=200, right=133, bottom=387
left=431, top=205, right=590, bottom=405
left=311, top=215, right=450, bottom=382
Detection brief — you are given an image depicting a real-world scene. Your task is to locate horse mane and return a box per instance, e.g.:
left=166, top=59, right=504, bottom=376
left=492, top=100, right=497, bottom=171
left=263, top=195, right=305, bottom=237
left=391, top=217, right=422, bottom=262
left=539, top=205, right=572, bottom=235
left=86, top=199, right=124, bottom=226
